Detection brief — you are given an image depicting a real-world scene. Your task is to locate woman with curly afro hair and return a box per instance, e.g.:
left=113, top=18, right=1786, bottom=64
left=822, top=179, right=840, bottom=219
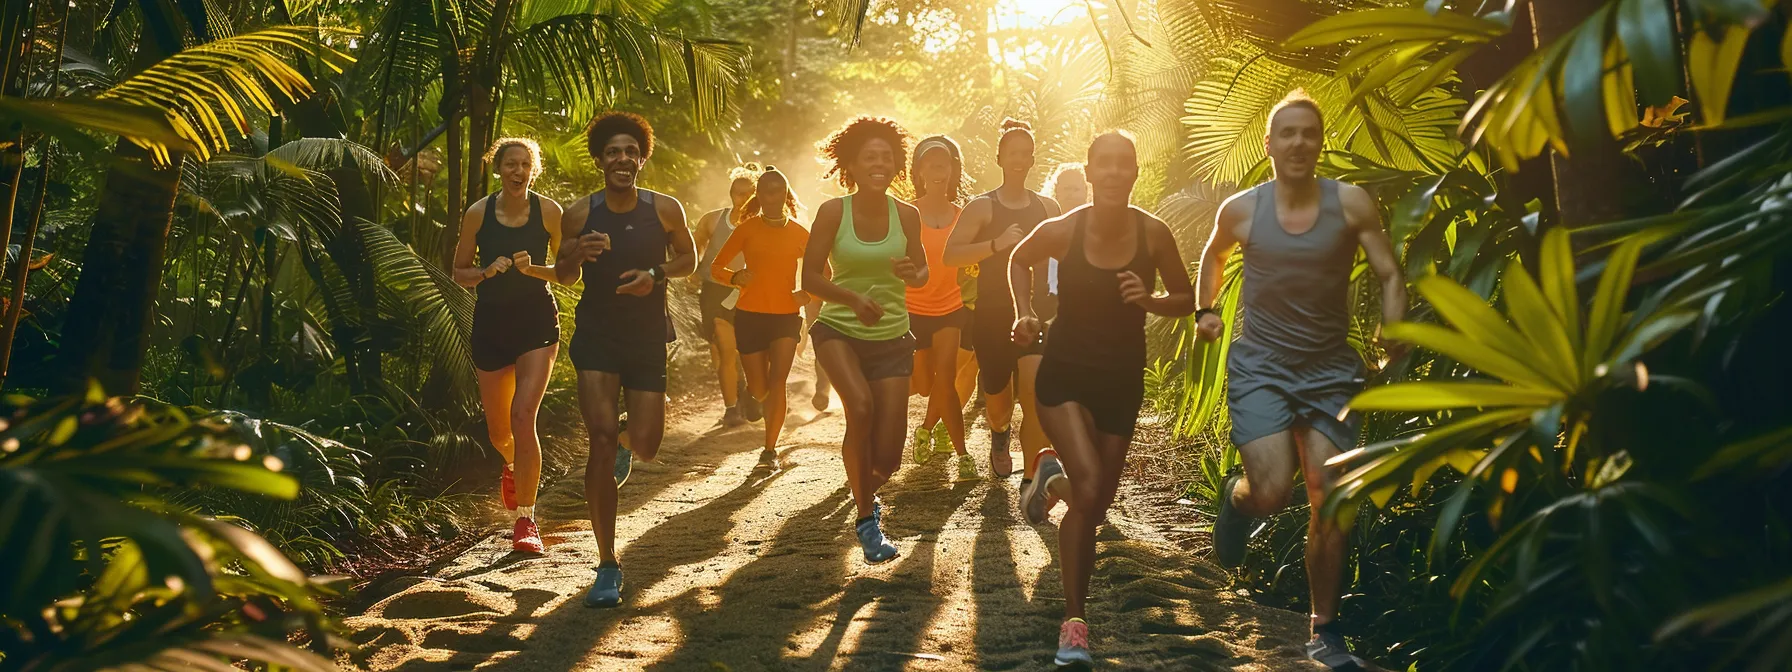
left=800, top=116, right=930, bottom=564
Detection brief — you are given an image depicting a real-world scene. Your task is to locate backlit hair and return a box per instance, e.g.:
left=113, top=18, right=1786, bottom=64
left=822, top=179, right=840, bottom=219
left=485, top=137, right=543, bottom=180
left=909, top=135, right=972, bottom=204
left=1085, top=130, right=1138, bottom=163
left=586, top=111, right=654, bottom=159
left=817, top=116, right=912, bottom=190
left=1043, top=162, right=1086, bottom=204
left=739, top=165, right=803, bottom=224
left=997, top=117, right=1034, bottom=153
left=1267, top=89, right=1325, bottom=135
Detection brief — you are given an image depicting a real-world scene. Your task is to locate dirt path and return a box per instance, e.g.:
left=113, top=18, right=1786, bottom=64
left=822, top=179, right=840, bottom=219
left=342, top=378, right=1324, bottom=671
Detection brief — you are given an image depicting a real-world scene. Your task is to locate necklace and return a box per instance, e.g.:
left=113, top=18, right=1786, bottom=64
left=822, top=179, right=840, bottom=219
left=762, top=214, right=788, bottom=225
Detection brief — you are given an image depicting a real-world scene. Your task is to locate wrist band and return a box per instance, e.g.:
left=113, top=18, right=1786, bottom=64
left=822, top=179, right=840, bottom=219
left=1195, top=307, right=1219, bottom=321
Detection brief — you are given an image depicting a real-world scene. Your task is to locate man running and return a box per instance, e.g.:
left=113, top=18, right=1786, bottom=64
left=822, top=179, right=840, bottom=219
left=1199, top=91, right=1407, bottom=669
left=557, top=111, right=697, bottom=609
left=692, top=166, right=761, bottom=426
left=944, top=118, right=1060, bottom=484
left=1011, top=131, right=1195, bottom=666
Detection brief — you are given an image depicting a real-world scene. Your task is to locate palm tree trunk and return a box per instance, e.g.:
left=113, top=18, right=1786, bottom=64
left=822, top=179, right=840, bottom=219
left=0, top=0, right=41, bottom=292
left=0, top=141, right=50, bottom=389
left=462, top=0, right=518, bottom=215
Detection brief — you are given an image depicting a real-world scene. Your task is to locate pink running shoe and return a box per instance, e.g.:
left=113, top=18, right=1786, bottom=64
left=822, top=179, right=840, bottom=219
left=512, top=517, right=543, bottom=553
left=500, top=466, right=517, bottom=511
left=1056, top=618, right=1092, bottom=666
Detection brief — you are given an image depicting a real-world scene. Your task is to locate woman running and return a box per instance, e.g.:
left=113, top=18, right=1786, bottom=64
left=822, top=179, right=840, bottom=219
left=452, top=137, right=566, bottom=554
left=1010, top=132, right=1194, bottom=665
left=1039, top=162, right=1087, bottom=324
left=710, top=166, right=808, bottom=463
left=903, top=135, right=977, bottom=480
left=944, top=119, right=1060, bottom=483
left=692, top=165, right=760, bottom=427
left=803, top=116, right=929, bottom=564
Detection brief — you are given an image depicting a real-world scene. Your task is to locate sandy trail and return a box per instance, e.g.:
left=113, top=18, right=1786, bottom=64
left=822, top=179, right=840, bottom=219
left=343, top=377, right=1325, bottom=671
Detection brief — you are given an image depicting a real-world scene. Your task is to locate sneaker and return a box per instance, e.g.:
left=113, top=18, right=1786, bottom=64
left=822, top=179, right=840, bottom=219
left=1213, top=469, right=1249, bottom=568
left=911, top=426, right=933, bottom=465
left=1306, top=625, right=1369, bottom=670
left=855, top=516, right=899, bottom=564
left=741, top=394, right=763, bottom=422
left=584, top=564, right=623, bottom=608
left=1055, top=618, right=1093, bottom=666
left=931, top=423, right=952, bottom=455
left=990, top=428, right=1013, bottom=477
left=1023, top=453, right=1065, bottom=524
left=500, top=465, right=517, bottom=511
left=873, top=496, right=884, bottom=524
left=956, top=453, right=978, bottom=481
left=512, top=517, right=543, bottom=553
left=723, top=406, right=746, bottom=427
left=614, top=446, right=633, bottom=488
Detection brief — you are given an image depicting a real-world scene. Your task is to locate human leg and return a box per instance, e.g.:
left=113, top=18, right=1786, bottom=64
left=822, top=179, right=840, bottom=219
left=1016, top=354, right=1048, bottom=477
left=508, top=344, right=558, bottom=509
left=576, top=371, right=624, bottom=565
left=763, top=336, right=798, bottom=451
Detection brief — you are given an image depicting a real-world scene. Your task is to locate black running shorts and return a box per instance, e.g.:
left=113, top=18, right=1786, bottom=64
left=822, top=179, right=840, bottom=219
left=569, top=329, right=667, bottom=393
left=1036, top=355, right=1144, bottom=438
left=471, top=293, right=560, bottom=372
left=734, top=310, right=801, bottom=355
left=809, top=321, right=916, bottom=381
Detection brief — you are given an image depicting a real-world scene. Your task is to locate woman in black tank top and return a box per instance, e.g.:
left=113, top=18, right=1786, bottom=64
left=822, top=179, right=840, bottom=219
left=451, top=138, right=567, bottom=555
left=1006, top=132, right=1195, bottom=666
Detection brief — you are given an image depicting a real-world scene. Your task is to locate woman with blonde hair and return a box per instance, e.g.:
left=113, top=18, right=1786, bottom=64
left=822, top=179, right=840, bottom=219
left=452, top=137, right=565, bottom=554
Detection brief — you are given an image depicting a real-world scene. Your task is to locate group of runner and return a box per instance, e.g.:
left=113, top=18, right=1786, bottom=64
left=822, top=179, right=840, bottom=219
left=455, top=91, right=1404, bottom=669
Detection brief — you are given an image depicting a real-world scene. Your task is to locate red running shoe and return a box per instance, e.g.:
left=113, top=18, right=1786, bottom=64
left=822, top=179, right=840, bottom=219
left=512, top=517, right=543, bottom=553
left=500, top=466, right=517, bottom=510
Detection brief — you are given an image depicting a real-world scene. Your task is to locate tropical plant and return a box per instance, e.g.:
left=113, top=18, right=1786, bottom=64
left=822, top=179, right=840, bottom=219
left=0, top=386, right=339, bottom=671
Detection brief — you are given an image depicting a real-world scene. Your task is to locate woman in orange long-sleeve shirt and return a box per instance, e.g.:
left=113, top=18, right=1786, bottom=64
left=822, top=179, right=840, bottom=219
left=709, top=167, right=810, bottom=461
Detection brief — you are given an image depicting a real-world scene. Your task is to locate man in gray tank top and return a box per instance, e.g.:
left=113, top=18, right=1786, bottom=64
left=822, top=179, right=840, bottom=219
left=1194, top=91, right=1407, bottom=670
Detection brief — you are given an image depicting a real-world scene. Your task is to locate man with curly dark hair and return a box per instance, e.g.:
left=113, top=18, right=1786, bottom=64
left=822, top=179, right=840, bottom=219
left=944, top=118, right=1063, bottom=494
left=555, top=111, right=698, bottom=609
left=801, top=116, right=930, bottom=564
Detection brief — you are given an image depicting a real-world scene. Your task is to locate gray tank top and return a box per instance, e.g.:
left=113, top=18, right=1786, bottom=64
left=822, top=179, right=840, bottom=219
left=1238, top=179, right=1355, bottom=356
left=699, top=207, right=745, bottom=274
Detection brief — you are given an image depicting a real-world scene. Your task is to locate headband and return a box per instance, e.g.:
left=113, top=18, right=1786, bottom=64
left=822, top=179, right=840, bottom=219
left=915, top=138, right=953, bottom=159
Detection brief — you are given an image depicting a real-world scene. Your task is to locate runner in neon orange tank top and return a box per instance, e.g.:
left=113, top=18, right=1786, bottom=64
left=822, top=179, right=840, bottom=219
left=903, top=135, right=977, bottom=479
left=710, top=167, right=810, bottom=464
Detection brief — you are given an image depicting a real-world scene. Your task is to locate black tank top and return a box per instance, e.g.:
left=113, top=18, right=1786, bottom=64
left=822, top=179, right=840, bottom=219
left=972, top=189, right=1050, bottom=321
left=476, top=192, right=550, bottom=304
left=1043, top=208, right=1156, bottom=370
left=578, top=190, right=672, bottom=342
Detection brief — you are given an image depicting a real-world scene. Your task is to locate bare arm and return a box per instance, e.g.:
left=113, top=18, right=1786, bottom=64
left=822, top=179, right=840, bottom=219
left=943, top=198, right=998, bottom=267
left=1138, top=215, right=1196, bottom=317
left=801, top=199, right=862, bottom=306
left=555, top=197, right=591, bottom=285
left=1344, top=184, right=1406, bottom=328
left=709, top=224, right=748, bottom=285
left=453, top=200, right=494, bottom=287
left=1010, top=216, right=1073, bottom=320
left=1197, top=192, right=1252, bottom=310
left=658, top=194, right=696, bottom=278
left=896, top=201, right=930, bottom=288
left=518, top=197, right=565, bottom=284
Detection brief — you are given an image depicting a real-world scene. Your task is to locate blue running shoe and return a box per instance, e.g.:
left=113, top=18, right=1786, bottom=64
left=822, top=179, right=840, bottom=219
left=584, top=564, right=623, bottom=608
left=855, top=516, right=898, bottom=564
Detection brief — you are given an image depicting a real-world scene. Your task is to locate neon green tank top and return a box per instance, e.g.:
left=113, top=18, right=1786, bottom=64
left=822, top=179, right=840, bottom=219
left=818, top=194, right=910, bottom=340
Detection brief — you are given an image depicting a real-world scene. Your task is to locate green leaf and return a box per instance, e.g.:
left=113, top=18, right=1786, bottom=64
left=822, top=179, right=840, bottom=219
left=1688, top=24, right=1751, bottom=124
left=1382, top=322, right=1561, bottom=391
left=0, top=97, right=196, bottom=156
left=1616, top=0, right=1684, bottom=106
left=1283, top=8, right=1507, bottom=48
left=1350, top=382, right=1564, bottom=411
left=1609, top=310, right=1698, bottom=364
left=1693, top=424, right=1792, bottom=479
left=1413, top=275, right=1549, bottom=379
left=1501, top=259, right=1582, bottom=388
left=1560, top=5, right=1615, bottom=144
left=1539, top=229, right=1582, bottom=353
left=1585, top=236, right=1648, bottom=366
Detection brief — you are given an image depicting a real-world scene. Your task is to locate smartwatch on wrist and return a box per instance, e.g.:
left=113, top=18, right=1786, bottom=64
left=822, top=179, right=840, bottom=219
left=1195, top=307, right=1219, bottom=321
left=647, top=266, right=664, bottom=283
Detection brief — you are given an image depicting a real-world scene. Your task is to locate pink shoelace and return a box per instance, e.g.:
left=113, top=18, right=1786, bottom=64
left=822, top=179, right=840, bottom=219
left=1059, top=619, right=1089, bottom=649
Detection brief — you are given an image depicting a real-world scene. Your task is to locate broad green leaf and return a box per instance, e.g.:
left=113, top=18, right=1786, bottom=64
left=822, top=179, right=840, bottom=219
left=1540, top=229, right=1582, bottom=352
left=1413, top=275, right=1539, bottom=370
left=1617, top=0, right=1684, bottom=106
left=1656, top=575, right=1792, bottom=640
left=1610, top=310, right=1698, bottom=364
left=1382, top=322, right=1560, bottom=391
left=1561, top=6, right=1614, bottom=144
left=1585, top=236, right=1648, bottom=367
left=1688, top=25, right=1751, bottom=124
left=1603, top=41, right=1643, bottom=136
left=1501, top=259, right=1582, bottom=388
left=1350, top=382, right=1563, bottom=411
left=1693, top=424, right=1792, bottom=479
left=1283, top=8, right=1507, bottom=48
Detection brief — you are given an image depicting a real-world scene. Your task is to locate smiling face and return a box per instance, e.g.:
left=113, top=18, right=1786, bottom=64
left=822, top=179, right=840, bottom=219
left=997, top=132, right=1036, bottom=178
left=599, top=133, right=645, bottom=192
left=757, top=173, right=788, bottom=220
left=1085, top=135, right=1138, bottom=207
left=851, top=137, right=897, bottom=192
left=1054, top=171, right=1088, bottom=207
left=728, top=177, right=754, bottom=209
left=1266, top=104, right=1323, bottom=181
left=497, top=145, right=535, bottom=194
left=915, top=146, right=953, bottom=197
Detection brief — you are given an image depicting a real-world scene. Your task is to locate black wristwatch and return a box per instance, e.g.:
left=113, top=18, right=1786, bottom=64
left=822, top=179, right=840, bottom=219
left=647, top=266, right=664, bottom=283
left=1195, top=307, right=1219, bottom=321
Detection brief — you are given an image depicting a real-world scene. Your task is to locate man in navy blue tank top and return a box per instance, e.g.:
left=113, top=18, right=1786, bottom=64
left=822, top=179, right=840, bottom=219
left=555, top=112, right=697, bottom=609
left=1195, top=91, right=1408, bottom=669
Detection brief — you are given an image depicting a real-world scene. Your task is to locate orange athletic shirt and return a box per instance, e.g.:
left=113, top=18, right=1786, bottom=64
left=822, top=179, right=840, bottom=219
left=709, top=214, right=809, bottom=315
left=906, top=208, right=966, bottom=317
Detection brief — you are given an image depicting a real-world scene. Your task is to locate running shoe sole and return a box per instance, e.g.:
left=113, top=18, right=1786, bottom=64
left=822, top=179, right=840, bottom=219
left=1024, top=457, right=1065, bottom=524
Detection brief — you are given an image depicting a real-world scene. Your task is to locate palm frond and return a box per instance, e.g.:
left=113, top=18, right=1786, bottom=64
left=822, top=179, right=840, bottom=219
left=0, top=96, right=195, bottom=156
left=356, top=220, right=478, bottom=405
left=506, top=13, right=744, bottom=129
left=98, top=26, right=357, bottom=161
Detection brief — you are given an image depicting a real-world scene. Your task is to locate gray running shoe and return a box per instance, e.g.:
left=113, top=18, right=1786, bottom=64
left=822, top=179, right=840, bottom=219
left=1306, top=628, right=1369, bottom=671
left=584, top=564, right=623, bottom=608
left=855, top=516, right=898, bottom=564
left=1023, top=454, right=1065, bottom=525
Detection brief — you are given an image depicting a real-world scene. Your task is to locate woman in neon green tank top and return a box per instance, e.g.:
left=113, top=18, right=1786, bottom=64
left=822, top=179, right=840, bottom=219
left=801, top=116, right=929, bottom=564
